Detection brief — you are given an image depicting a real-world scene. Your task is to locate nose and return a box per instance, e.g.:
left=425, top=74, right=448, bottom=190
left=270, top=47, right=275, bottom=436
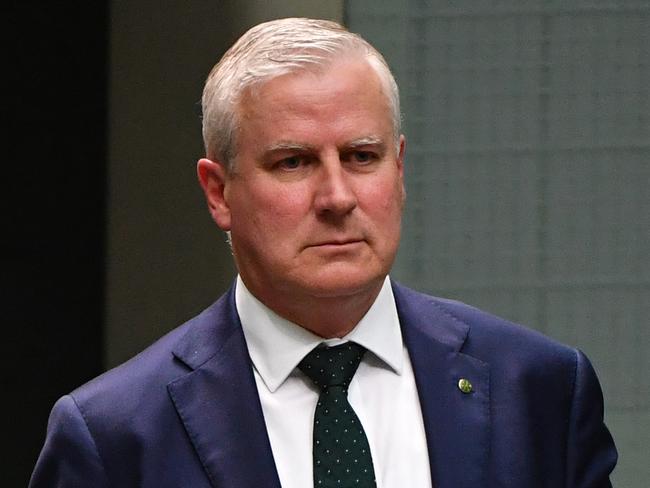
left=313, top=157, right=357, bottom=217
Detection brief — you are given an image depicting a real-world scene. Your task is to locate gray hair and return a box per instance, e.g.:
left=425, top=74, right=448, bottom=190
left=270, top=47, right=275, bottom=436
left=201, top=17, right=401, bottom=170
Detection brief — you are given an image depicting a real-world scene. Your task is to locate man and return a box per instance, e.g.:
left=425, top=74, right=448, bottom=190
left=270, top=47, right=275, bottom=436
left=31, top=18, right=617, bottom=487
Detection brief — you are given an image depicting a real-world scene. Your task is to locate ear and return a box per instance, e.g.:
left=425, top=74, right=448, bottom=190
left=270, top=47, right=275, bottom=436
left=397, top=135, right=406, bottom=202
left=397, top=134, right=406, bottom=177
left=197, top=158, right=231, bottom=231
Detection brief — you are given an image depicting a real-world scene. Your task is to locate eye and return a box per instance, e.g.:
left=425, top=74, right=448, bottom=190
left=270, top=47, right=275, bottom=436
left=277, top=155, right=305, bottom=171
left=350, top=151, right=377, bottom=164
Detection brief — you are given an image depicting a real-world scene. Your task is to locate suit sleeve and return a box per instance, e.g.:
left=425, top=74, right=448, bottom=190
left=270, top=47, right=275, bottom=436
left=565, top=350, right=618, bottom=488
left=29, top=395, right=109, bottom=488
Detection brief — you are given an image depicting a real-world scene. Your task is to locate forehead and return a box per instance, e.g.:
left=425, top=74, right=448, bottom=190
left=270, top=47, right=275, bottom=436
left=235, top=59, right=393, bottom=147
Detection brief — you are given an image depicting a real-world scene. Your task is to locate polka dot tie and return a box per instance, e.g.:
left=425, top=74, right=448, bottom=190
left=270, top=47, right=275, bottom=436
left=298, top=342, right=376, bottom=487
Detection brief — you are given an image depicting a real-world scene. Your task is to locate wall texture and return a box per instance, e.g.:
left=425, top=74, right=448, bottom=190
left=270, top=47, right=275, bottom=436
left=347, top=1, right=649, bottom=485
left=107, top=1, right=343, bottom=365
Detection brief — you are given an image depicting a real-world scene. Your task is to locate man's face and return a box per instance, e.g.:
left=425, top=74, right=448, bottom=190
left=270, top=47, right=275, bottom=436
left=202, top=59, right=405, bottom=311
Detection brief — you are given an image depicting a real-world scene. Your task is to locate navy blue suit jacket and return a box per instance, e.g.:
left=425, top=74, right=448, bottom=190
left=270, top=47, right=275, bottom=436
left=30, top=282, right=617, bottom=487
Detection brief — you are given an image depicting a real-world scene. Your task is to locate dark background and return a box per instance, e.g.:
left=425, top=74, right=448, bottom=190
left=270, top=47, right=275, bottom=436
left=6, top=2, right=340, bottom=485
left=7, top=2, right=107, bottom=484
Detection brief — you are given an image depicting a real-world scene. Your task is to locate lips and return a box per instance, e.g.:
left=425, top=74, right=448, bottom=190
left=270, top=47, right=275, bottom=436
left=307, top=238, right=364, bottom=249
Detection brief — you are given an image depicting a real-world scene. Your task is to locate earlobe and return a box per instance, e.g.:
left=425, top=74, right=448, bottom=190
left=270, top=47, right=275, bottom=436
left=197, top=158, right=232, bottom=230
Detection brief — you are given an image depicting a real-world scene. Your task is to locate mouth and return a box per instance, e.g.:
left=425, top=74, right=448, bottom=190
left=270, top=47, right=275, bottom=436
left=307, top=239, right=365, bottom=249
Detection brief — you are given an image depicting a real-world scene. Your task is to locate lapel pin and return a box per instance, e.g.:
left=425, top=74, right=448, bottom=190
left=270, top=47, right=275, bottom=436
left=458, top=378, right=473, bottom=394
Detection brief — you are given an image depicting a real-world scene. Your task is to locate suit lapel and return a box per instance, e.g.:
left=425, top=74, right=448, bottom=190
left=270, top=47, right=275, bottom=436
left=394, top=283, right=490, bottom=488
left=167, top=287, right=281, bottom=488
left=164, top=281, right=490, bottom=487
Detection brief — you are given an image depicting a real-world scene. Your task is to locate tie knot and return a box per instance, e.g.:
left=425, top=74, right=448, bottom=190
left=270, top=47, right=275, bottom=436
left=298, top=342, right=366, bottom=390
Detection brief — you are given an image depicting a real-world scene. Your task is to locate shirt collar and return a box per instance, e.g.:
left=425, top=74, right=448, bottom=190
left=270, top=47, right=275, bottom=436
left=236, top=275, right=404, bottom=393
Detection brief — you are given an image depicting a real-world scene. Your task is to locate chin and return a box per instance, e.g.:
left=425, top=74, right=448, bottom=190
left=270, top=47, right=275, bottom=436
left=299, top=268, right=387, bottom=299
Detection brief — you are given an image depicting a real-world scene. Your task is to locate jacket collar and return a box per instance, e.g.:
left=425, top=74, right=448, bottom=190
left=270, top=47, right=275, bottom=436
left=167, top=281, right=490, bottom=488
left=168, top=285, right=282, bottom=488
left=393, top=281, right=491, bottom=488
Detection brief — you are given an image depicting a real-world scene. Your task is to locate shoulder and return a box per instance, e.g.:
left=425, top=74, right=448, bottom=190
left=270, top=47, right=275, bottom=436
left=31, top=290, right=240, bottom=485
left=68, top=289, right=236, bottom=425
left=70, top=320, right=189, bottom=413
left=392, top=281, right=580, bottom=376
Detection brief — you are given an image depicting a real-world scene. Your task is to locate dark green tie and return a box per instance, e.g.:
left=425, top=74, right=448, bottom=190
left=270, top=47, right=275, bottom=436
left=298, top=342, right=377, bottom=487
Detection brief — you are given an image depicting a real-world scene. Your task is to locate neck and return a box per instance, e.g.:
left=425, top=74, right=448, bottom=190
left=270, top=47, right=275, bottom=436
left=246, top=280, right=385, bottom=338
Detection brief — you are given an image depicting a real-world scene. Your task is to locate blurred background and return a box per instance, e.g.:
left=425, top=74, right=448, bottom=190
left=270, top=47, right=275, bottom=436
left=7, top=1, right=647, bottom=485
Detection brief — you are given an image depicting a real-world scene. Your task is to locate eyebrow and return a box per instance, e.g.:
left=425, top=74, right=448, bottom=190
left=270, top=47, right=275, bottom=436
left=347, top=136, right=385, bottom=148
left=265, top=141, right=316, bottom=154
left=263, top=136, right=386, bottom=156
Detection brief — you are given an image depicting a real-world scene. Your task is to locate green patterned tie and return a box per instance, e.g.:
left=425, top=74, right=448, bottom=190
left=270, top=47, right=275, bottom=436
left=298, top=342, right=377, bottom=487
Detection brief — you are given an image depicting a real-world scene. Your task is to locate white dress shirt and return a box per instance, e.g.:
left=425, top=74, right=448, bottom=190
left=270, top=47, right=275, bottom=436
left=236, top=276, right=432, bottom=488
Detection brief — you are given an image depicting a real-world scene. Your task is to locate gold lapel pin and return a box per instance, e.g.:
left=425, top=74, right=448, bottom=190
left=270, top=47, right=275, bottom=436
left=458, top=378, right=473, bottom=394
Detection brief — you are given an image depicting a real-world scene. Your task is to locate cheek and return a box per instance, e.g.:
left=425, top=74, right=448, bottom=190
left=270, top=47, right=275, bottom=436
left=236, top=185, right=311, bottom=235
left=365, top=178, right=404, bottom=216
left=266, top=186, right=312, bottom=225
